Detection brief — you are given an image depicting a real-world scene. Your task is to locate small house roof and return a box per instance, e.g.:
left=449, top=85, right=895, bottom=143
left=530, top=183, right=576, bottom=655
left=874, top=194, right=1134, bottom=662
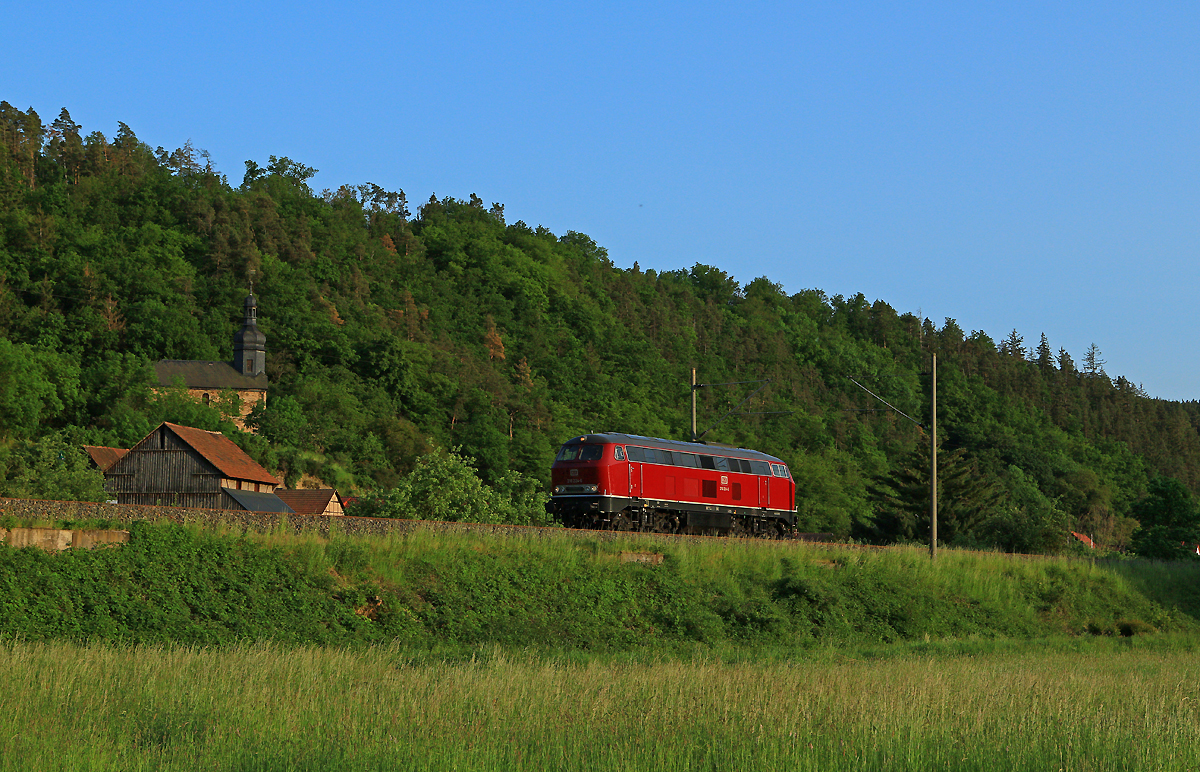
left=155, top=360, right=268, bottom=391
left=274, top=489, right=340, bottom=514
left=1071, top=531, right=1097, bottom=549
left=83, top=445, right=127, bottom=471
left=223, top=487, right=294, bottom=514
left=162, top=422, right=280, bottom=485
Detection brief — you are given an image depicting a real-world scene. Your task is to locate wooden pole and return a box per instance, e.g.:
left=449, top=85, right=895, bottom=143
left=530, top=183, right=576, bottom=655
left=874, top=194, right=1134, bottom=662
left=930, top=353, right=938, bottom=561
left=691, top=368, right=698, bottom=442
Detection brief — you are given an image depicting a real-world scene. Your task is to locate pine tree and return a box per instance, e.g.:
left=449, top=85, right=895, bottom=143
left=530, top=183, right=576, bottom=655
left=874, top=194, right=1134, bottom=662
left=1036, top=333, right=1054, bottom=373
left=1083, top=343, right=1106, bottom=378
left=1000, top=329, right=1025, bottom=358
left=1056, top=347, right=1075, bottom=374
left=869, top=446, right=1006, bottom=544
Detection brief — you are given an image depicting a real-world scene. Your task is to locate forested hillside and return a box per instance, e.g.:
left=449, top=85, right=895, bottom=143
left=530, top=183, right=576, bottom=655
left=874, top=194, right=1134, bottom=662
left=4, top=101, right=1200, bottom=555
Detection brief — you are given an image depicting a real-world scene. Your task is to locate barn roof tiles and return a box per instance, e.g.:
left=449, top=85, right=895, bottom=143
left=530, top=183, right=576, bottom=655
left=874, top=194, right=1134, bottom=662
left=83, top=445, right=127, bottom=471
left=163, top=423, right=280, bottom=485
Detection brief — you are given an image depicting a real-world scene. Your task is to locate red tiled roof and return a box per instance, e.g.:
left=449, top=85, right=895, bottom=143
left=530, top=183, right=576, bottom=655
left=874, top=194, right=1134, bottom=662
left=83, top=446, right=127, bottom=472
left=1071, top=531, right=1097, bottom=549
left=274, top=489, right=339, bottom=514
left=162, top=422, right=280, bottom=485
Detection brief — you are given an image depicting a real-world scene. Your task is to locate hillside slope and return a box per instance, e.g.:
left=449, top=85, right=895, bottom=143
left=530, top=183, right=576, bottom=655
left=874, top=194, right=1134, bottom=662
left=3, top=101, right=1200, bottom=552
left=0, top=522, right=1193, bottom=649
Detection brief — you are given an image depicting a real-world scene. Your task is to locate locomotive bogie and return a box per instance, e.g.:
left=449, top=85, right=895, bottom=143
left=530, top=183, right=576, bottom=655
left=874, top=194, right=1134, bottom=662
left=548, top=433, right=796, bottom=536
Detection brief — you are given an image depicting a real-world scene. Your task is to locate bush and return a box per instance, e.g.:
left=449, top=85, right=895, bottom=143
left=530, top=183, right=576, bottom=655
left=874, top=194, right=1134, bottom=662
left=0, top=435, right=108, bottom=502
left=350, top=447, right=550, bottom=525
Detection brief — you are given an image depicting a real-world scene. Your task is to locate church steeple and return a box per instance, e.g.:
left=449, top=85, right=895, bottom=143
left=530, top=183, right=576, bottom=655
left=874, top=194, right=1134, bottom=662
left=233, top=294, right=266, bottom=376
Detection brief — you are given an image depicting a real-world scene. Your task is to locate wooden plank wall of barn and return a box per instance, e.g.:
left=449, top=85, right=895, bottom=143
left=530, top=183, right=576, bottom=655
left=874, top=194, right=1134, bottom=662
left=104, top=426, right=223, bottom=509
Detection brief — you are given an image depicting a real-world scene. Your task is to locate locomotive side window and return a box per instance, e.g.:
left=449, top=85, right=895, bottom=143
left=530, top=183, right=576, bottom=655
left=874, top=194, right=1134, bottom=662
left=750, top=460, right=772, bottom=476
left=676, top=453, right=699, bottom=468
left=626, top=446, right=646, bottom=462
left=699, top=455, right=716, bottom=470
left=614, top=446, right=625, bottom=460
left=714, top=457, right=730, bottom=472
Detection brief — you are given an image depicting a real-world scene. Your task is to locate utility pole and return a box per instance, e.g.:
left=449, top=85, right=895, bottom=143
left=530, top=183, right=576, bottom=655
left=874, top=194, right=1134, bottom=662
left=846, top=355, right=939, bottom=561
left=691, top=368, right=698, bottom=442
left=689, top=372, right=786, bottom=443
left=930, top=353, right=937, bottom=561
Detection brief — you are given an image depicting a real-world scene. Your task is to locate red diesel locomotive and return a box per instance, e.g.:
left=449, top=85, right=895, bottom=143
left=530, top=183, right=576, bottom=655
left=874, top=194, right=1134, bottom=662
left=547, top=433, right=796, bottom=536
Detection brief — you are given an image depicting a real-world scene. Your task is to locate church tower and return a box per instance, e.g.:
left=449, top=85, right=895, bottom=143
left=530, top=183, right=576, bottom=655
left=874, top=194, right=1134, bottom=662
left=233, top=294, right=266, bottom=376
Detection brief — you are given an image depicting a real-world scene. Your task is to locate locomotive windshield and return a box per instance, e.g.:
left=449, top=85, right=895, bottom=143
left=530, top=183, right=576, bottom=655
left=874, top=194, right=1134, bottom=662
left=556, top=444, right=604, bottom=462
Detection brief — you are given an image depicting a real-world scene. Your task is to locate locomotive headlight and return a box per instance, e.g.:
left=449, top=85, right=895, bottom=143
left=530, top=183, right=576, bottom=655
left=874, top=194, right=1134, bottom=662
left=553, top=485, right=563, bottom=494
left=584, top=484, right=598, bottom=493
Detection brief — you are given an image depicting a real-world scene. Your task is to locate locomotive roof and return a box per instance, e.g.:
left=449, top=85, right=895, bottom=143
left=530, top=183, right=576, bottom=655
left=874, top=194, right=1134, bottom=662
left=561, top=433, right=786, bottom=464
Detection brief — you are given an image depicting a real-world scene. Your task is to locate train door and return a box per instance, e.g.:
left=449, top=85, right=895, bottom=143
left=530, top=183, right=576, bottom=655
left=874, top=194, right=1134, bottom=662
left=610, top=446, right=630, bottom=497
left=759, top=475, right=769, bottom=509
left=629, top=460, right=642, bottom=500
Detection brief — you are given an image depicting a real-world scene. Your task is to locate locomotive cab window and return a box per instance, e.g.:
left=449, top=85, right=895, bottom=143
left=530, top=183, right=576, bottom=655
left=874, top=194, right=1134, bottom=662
left=771, top=463, right=791, bottom=478
left=614, top=446, right=625, bottom=460
left=556, top=444, right=604, bottom=462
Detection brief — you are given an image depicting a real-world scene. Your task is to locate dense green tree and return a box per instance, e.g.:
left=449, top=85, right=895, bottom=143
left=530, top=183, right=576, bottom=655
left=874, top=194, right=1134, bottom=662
left=1130, top=477, right=1200, bottom=560
left=869, top=445, right=1006, bottom=546
left=0, top=434, right=107, bottom=501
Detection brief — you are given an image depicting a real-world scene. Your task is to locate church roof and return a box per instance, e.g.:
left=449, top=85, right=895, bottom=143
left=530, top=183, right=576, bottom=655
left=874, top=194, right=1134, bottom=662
left=162, top=422, right=280, bottom=485
left=155, top=360, right=268, bottom=391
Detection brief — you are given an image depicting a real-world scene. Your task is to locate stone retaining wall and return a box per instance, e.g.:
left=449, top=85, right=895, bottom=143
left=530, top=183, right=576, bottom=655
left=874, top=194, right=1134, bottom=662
left=1, top=527, right=130, bottom=551
left=0, top=497, right=726, bottom=545
left=0, top=497, right=831, bottom=548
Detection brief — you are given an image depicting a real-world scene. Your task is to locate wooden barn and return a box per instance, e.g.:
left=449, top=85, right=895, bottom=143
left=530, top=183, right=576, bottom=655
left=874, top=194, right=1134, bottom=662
left=274, top=489, right=345, bottom=516
left=103, top=422, right=293, bottom=513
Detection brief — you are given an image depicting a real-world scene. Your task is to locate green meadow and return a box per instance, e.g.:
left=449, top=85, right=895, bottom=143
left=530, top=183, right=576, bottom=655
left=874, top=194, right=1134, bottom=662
left=2, top=638, right=1199, bottom=771
left=3, top=521, right=1200, bottom=769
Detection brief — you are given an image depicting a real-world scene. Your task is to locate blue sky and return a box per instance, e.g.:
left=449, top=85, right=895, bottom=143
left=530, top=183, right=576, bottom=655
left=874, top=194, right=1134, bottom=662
left=5, top=1, right=1198, bottom=398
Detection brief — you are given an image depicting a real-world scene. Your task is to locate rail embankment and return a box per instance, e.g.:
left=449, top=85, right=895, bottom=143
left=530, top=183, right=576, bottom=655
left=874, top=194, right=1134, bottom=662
left=2, top=498, right=1198, bottom=652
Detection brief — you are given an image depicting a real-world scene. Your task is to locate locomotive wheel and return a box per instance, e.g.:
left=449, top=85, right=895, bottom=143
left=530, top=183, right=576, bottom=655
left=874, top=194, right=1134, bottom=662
left=729, top=516, right=751, bottom=538
left=609, top=511, right=636, bottom=531
left=651, top=511, right=677, bottom=534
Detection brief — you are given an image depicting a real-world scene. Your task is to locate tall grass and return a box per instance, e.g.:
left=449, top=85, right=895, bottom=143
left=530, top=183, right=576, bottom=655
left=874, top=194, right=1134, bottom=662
left=1, top=638, right=1198, bottom=771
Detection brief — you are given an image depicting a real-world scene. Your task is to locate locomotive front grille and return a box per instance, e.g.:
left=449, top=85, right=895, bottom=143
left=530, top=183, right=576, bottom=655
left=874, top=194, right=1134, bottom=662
left=554, top=484, right=599, bottom=494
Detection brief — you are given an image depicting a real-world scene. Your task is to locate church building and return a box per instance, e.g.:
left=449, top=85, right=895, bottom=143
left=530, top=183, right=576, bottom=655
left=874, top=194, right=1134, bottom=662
left=154, top=294, right=268, bottom=430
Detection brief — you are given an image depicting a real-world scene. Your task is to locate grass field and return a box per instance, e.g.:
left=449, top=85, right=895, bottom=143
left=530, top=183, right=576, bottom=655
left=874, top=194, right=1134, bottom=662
left=2, top=637, right=1199, bottom=771
left=5, top=523, right=1200, bottom=769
